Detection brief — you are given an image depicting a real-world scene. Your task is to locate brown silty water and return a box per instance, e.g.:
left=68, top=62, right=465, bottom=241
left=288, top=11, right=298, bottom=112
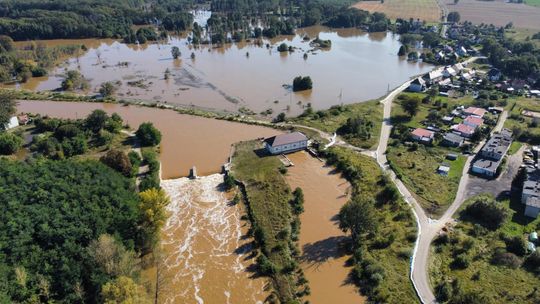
left=17, top=100, right=281, bottom=178
left=159, top=174, right=268, bottom=304
left=9, top=26, right=431, bottom=116
left=285, top=151, right=365, bottom=304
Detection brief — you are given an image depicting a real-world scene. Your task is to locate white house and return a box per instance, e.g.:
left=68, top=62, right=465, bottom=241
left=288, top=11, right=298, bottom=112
left=4, top=116, right=19, bottom=130
left=409, top=77, right=426, bottom=92
left=265, top=132, right=308, bottom=155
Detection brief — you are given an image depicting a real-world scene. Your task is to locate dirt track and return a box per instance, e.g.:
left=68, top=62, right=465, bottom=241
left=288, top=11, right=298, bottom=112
left=443, top=0, right=540, bottom=30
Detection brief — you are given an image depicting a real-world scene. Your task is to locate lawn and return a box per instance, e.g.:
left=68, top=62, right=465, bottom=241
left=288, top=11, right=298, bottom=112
left=504, top=96, right=540, bottom=144
left=353, top=0, right=441, bottom=22
left=231, top=141, right=303, bottom=302
left=506, top=28, right=540, bottom=47
left=387, top=144, right=466, bottom=217
left=508, top=141, right=523, bottom=156
left=324, top=146, right=418, bottom=303
left=525, top=0, right=540, bottom=8
left=429, top=194, right=540, bottom=303
left=292, top=100, right=383, bottom=149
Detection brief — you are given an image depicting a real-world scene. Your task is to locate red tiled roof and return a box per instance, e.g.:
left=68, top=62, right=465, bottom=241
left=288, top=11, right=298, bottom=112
left=412, top=128, right=434, bottom=138
left=464, top=116, right=484, bottom=126
left=454, top=123, right=475, bottom=135
left=463, top=107, right=487, bottom=117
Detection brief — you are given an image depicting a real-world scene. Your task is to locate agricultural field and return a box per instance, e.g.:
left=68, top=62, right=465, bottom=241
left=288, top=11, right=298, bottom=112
left=353, top=0, right=441, bottom=22
left=442, top=0, right=540, bottom=30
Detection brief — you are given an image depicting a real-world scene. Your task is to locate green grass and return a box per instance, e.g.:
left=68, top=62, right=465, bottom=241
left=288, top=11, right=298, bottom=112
left=429, top=194, right=540, bottom=303
left=506, top=28, right=540, bottom=47
left=504, top=96, right=540, bottom=143
left=323, top=147, right=418, bottom=303
left=508, top=141, right=523, bottom=156
left=292, top=100, right=383, bottom=149
left=387, top=145, right=466, bottom=218
left=231, top=141, right=302, bottom=302
left=525, top=0, right=540, bottom=8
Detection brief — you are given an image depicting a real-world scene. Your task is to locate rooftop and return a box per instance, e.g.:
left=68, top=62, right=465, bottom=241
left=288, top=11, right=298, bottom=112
left=444, top=132, right=465, bottom=143
left=463, top=107, right=487, bottom=117
left=480, top=130, right=512, bottom=159
left=265, top=132, right=307, bottom=147
left=454, top=123, right=475, bottom=135
left=472, top=158, right=500, bottom=173
left=412, top=128, right=434, bottom=138
left=464, top=116, right=484, bottom=126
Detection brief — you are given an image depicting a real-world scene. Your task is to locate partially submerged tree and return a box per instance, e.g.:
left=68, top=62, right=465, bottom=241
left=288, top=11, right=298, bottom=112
left=136, top=122, right=162, bottom=146
left=0, top=91, right=16, bottom=129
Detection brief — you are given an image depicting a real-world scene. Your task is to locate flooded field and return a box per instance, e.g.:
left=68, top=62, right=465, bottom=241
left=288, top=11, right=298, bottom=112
left=17, top=100, right=280, bottom=178
left=10, top=27, right=431, bottom=116
left=159, top=174, right=267, bottom=304
left=285, top=151, right=363, bottom=303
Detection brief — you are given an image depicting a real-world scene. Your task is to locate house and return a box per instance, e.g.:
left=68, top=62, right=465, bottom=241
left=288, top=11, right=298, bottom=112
left=488, top=68, right=502, bottom=82
left=409, top=77, right=426, bottom=92
left=488, top=107, right=504, bottom=114
left=452, top=123, right=476, bottom=138
left=442, top=132, right=465, bottom=147
left=3, top=116, right=19, bottom=130
left=264, top=132, right=308, bottom=155
left=523, top=167, right=540, bottom=218
left=463, top=116, right=484, bottom=129
left=471, top=129, right=513, bottom=177
left=424, top=69, right=444, bottom=85
left=446, top=153, right=459, bottom=161
left=457, top=46, right=468, bottom=57
left=411, top=128, right=435, bottom=143
left=443, top=66, right=457, bottom=78
left=17, top=114, right=29, bottom=125
left=463, top=106, right=487, bottom=118
left=525, top=197, right=540, bottom=218
left=438, top=164, right=450, bottom=176
left=442, top=116, right=454, bottom=124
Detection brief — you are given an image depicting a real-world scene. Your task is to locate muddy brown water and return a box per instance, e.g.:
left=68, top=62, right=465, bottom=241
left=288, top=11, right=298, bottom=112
left=159, top=174, right=268, bottom=304
left=16, top=100, right=280, bottom=179
left=285, top=151, right=364, bottom=303
left=9, top=26, right=431, bottom=116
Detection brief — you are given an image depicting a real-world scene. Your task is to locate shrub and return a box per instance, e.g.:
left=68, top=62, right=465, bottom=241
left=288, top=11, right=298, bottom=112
left=452, top=253, right=471, bottom=269
left=292, top=76, right=313, bottom=92
left=100, top=149, right=132, bottom=177
left=491, top=249, right=522, bottom=269
left=462, top=195, right=508, bottom=230
left=0, top=132, right=22, bottom=155
left=136, top=122, right=162, bottom=146
left=505, top=235, right=527, bottom=256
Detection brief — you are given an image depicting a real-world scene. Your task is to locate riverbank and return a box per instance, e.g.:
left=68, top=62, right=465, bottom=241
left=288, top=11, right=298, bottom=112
left=231, top=141, right=308, bottom=303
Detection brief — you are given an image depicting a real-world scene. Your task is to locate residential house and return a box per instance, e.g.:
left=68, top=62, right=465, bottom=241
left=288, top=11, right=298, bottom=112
left=456, top=46, right=468, bottom=57
left=438, top=164, right=450, bottom=176
left=488, top=68, right=502, bottom=82
left=452, top=123, right=476, bottom=138
left=442, top=116, right=454, bottom=124
left=463, top=106, right=487, bottom=118
left=411, top=128, right=435, bottom=143
left=17, top=114, right=29, bottom=125
left=523, top=167, right=540, bottom=218
left=442, top=132, right=465, bottom=147
left=443, top=66, right=458, bottom=78
left=463, top=116, right=484, bottom=129
left=471, top=129, right=513, bottom=177
left=3, top=116, right=19, bottom=130
left=264, top=132, right=308, bottom=155
left=424, top=69, right=444, bottom=85
left=409, top=77, right=427, bottom=92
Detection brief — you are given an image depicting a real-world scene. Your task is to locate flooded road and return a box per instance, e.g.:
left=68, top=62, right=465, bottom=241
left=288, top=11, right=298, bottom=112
left=160, top=174, right=267, bottom=304
left=10, top=27, right=431, bottom=116
left=17, top=100, right=280, bottom=178
left=285, top=151, right=363, bottom=303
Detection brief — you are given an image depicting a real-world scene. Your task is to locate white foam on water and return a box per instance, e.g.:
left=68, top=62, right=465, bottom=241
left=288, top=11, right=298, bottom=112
left=160, top=174, right=263, bottom=304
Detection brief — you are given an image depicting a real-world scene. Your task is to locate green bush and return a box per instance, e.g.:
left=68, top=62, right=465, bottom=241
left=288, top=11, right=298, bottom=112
left=136, top=122, right=162, bottom=146
left=0, top=132, right=22, bottom=155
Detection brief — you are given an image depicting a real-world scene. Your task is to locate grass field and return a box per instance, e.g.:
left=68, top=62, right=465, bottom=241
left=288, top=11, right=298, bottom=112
left=387, top=145, right=466, bottom=217
left=353, top=0, right=441, bottom=22
left=506, top=28, right=540, bottom=47
left=231, top=141, right=303, bottom=302
left=324, top=147, right=418, bottom=303
left=442, top=0, right=540, bottom=30
left=504, top=96, right=540, bottom=144
left=292, top=100, right=383, bottom=149
left=429, top=195, right=540, bottom=303
left=525, top=0, right=540, bottom=7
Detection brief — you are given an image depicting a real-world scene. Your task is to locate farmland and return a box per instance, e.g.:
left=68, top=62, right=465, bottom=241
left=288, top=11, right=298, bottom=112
left=442, top=0, right=540, bottom=30
left=353, top=0, right=442, bottom=22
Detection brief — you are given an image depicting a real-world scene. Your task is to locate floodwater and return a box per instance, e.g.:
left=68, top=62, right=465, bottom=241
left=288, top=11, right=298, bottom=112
left=159, top=174, right=267, bottom=304
left=9, top=26, right=431, bottom=116
left=285, top=151, right=363, bottom=303
left=16, top=100, right=280, bottom=178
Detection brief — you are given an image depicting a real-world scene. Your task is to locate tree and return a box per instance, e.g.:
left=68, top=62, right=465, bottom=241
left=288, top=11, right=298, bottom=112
left=85, top=110, right=109, bottom=133
left=447, top=11, right=461, bottom=23
left=401, top=96, right=420, bottom=117
left=136, top=122, right=162, bottom=146
left=0, top=91, right=16, bottom=129
left=339, top=196, right=379, bottom=243
left=139, top=188, right=171, bottom=250
left=87, top=234, right=139, bottom=277
left=463, top=195, right=508, bottom=230
left=0, top=132, right=22, bottom=155
left=292, top=76, right=313, bottom=92
left=398, top=45, right=408, bottom=56
left=274, top=112, right=286, bottom=123
left=277, top=43, right=289, bottom=52
left=171, top=46, right=181, bottom=59
left=61, top=70, right=88, bottom=91
left=100, top=150, right=133, bottom=177
left=101, top=276, right=151, bottom=304
left=99, top=82, right=117, bottom=98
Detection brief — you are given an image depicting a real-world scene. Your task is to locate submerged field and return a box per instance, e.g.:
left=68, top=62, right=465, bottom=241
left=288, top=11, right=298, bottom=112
left=353, top=0, right=441, bottom=22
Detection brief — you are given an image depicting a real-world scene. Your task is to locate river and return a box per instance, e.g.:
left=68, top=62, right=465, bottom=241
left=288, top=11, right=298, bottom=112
left=10, top=26, right=431, bottom=116
left=285, top=151, right=363, bottom=303
left=16, top=100, right=280, bottom=178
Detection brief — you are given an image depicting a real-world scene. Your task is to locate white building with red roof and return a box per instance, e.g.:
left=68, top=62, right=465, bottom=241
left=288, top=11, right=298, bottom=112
left=463, top=116, right=484, bottom=129
left=463, top=107, right=487, bottom=118
left=452, top=123, right=476, bottom=138
left=411, top=128, right=435, bottom=143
